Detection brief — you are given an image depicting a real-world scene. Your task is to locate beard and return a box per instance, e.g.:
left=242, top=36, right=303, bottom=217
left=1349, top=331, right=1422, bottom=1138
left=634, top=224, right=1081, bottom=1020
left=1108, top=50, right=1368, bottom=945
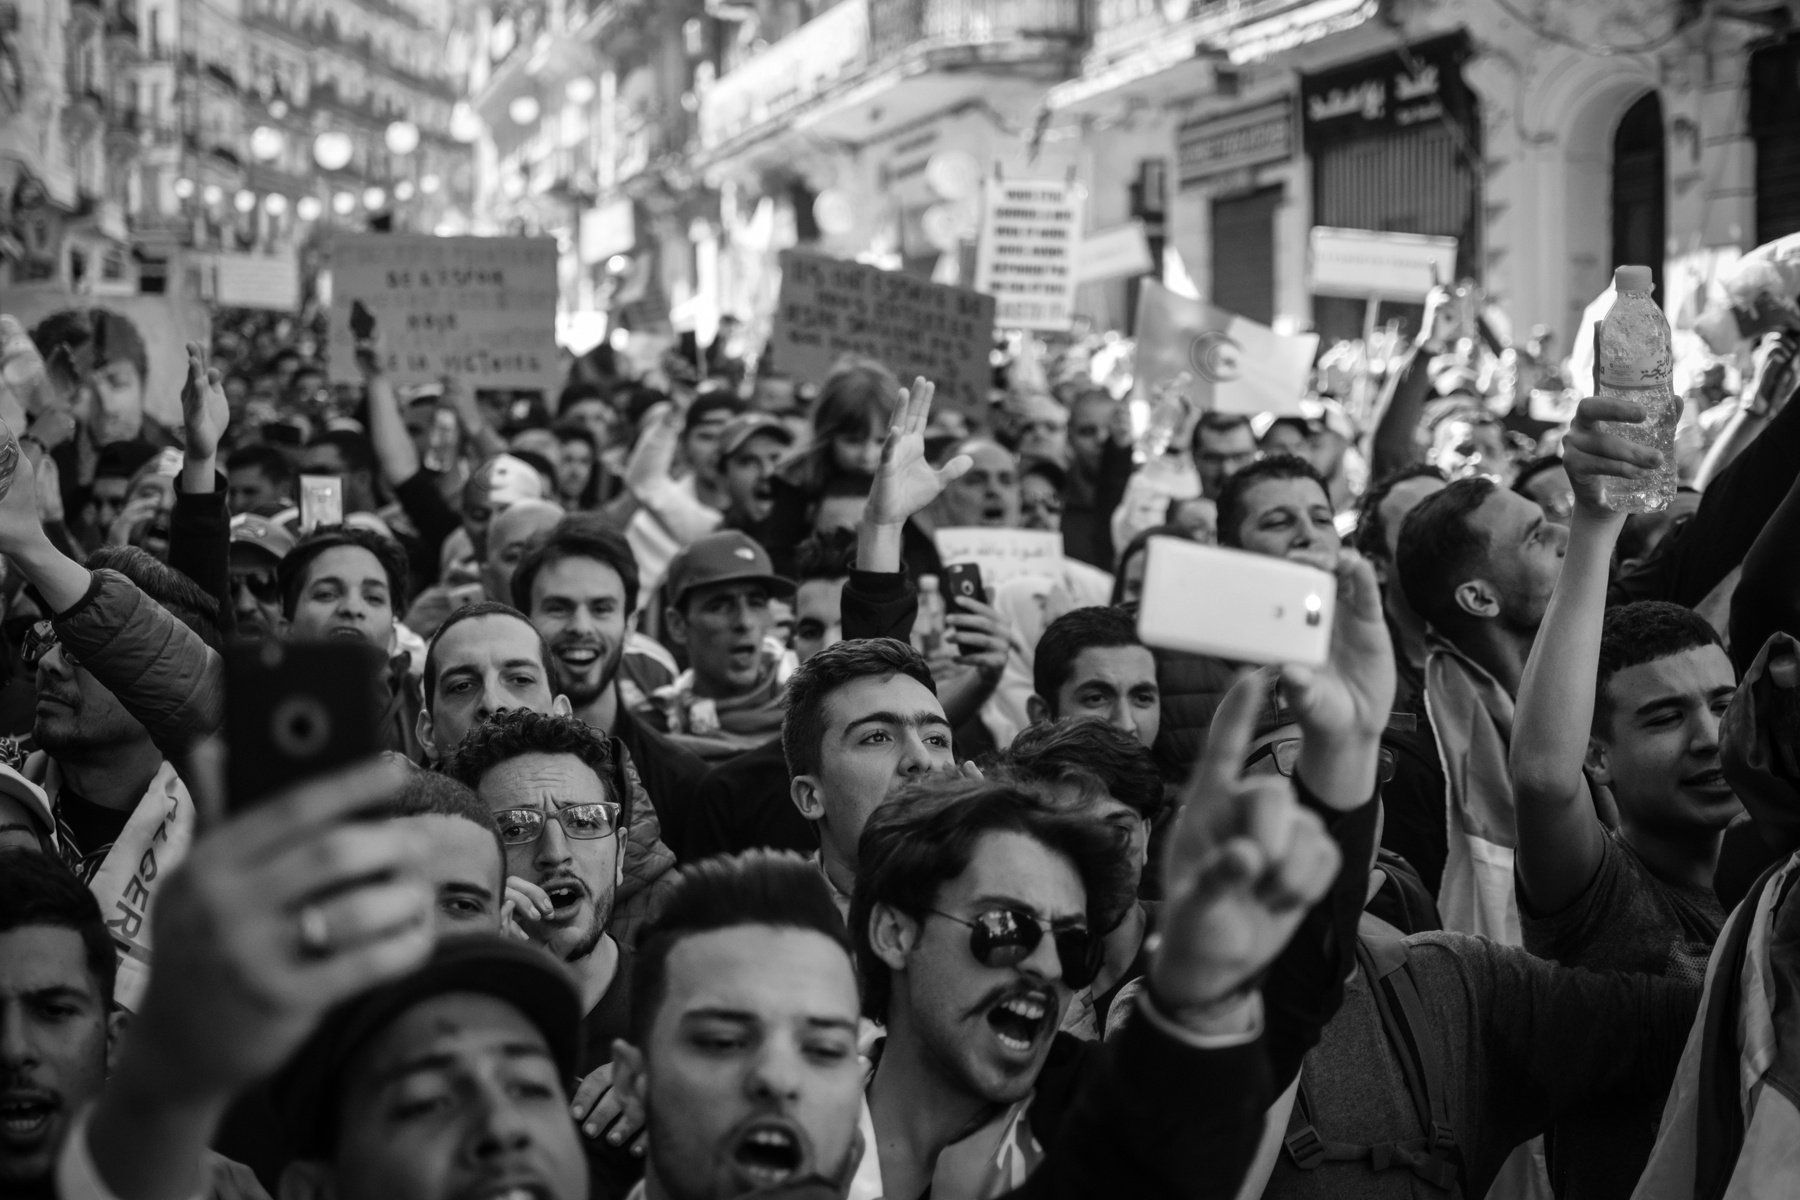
left=553, top=889, right=613, bottom=964
left=552, top=635, right=625, bottom=707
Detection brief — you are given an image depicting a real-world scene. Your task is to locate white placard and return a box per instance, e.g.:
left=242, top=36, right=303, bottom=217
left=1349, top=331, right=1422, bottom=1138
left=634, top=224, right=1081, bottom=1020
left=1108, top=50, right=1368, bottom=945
left=1310, top=226, right=1458, bottom=301
left=974, top=179, right=1083, bottom=332
left=1077, top=221, right=1154, bottom=284
left=934, top=527, right=1066, bottom=590
left=199, top=252, right=301, bottom=311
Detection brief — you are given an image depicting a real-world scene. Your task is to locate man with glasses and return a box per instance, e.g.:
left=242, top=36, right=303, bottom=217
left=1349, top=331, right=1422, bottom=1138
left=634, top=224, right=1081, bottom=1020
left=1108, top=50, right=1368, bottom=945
left=226, top=513, right=293, bottom=641
left=443, top=709, right=635, bottom=1077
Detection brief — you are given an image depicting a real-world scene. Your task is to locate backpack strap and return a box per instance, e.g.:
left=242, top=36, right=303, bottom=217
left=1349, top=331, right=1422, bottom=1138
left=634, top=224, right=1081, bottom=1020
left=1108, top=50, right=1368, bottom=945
left=1282, top=918, right=1462, bottom=1193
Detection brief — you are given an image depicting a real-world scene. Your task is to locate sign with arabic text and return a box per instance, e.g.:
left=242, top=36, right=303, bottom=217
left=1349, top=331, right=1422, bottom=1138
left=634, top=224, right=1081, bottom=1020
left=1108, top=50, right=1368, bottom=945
left=934, top=527, right=1066, bottom=590
left=974, top=179, right=1083, bottom=331
left=771, top=250, right=996, bottom=413
left=1300, top=33, right=1473, bottom=147
left=326, top=235, right=559, bottom=392
left=1178, top=99, right=1294, bottom=189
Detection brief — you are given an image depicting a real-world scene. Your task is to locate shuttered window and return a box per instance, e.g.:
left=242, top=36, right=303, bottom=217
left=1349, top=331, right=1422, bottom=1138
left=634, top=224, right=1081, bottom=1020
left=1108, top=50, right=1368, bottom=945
left=1312, top=123, right=1479, bottom=279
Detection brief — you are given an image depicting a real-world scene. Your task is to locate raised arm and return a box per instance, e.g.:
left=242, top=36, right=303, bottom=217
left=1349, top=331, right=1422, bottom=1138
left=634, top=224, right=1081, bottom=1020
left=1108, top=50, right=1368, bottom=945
left=169, top=342, right=233, bottom=631
left=1511, top=395, right=1659, bottom=914
left=359, top=339, right=422, bottom=486
left=855, top=377, right=970, bottom=575
left=1368, top=288, right=1455, bottom=479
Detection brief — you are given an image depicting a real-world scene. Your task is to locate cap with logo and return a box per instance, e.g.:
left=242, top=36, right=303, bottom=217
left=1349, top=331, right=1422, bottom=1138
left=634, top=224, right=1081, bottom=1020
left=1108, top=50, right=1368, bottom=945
left=718, top=413, right=794, bottom=462
left=230, top=513, right=298, bottom=564
left=663, top=530, right=794, bottom=610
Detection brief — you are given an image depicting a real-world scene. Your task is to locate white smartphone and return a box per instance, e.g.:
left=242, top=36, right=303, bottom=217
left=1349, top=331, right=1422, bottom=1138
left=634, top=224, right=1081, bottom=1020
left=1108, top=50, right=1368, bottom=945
left=1136, top=537, right=1335, bottom=669
left=299, top=475, right=344, bottom=533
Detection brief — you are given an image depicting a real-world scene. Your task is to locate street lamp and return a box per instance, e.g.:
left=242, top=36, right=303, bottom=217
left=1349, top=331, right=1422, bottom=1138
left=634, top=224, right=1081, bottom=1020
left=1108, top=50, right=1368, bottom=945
left=565, top=77, right=596, bottom=105
left=333, top=191, right=357, bottom=216
left=508, top=95, right=539, bottom=125
left=363, top=186, right=387, bottom=210
left=264, top=193, right=289, bottom=216
left=250, top=125, right=285, bottom=162
left=450, top=102, right=482, bottom=143
left=234, top=189, right=257, bottom=214
left=173, top=177, right=195, bottom=199
left=202, top=184, right=224, bottom=206
left=313, top=131, right=354, bottom=172
left=419, top=173, right=441, bottom=195
left=384, top=120, right=420, bottom=156
left=394, top=180, right=415, bottom=201
left=297, top=196, right=323, bottom=221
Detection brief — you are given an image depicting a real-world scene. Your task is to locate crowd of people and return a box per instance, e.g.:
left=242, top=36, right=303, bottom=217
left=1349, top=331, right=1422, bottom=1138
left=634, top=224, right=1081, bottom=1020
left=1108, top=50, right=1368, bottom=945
left=1, top=274, right=1799, bottom=1200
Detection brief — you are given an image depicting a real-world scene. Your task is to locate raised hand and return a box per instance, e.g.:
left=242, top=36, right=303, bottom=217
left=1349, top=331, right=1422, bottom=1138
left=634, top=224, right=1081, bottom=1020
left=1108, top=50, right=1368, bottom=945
left=864, top=377, right=971, bottom=528
left=1281, top=550, right=1397, bottom=753
left=1561, top=394, right=1662, bottom=517
left=181, top=341, right=230, bottom=464
left=0, top=422, right=48, bottom=555
left=1147, top=670, right=1341, bottom=1025
left=119, top=758, right=429, bottom=1107
left=570, top=1062, right=648, bottom=1154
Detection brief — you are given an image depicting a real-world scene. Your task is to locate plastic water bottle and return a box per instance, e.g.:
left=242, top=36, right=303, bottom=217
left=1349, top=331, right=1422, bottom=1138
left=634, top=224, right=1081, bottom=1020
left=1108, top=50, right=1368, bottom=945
left=914, top=575, right=945, bottom=658
left=1594, top=266, right=1678, bottom=513
left=1136, top=372, right=1194, bottom=461
left=0, top=418, right=19, bottom=505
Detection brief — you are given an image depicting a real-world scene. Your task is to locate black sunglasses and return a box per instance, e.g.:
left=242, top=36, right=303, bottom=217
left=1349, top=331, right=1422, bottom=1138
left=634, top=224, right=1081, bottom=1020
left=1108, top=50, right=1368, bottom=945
left=21, top=621, right=75, bottom=669
left=928, top=907, right=1100, bottom=989
left=231, top=567, right=281, bottom=603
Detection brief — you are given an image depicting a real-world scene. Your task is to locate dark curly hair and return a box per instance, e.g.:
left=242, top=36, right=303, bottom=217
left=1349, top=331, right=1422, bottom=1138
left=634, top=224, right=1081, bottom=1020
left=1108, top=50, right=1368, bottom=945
left=441, top=709, right=631, bottom=830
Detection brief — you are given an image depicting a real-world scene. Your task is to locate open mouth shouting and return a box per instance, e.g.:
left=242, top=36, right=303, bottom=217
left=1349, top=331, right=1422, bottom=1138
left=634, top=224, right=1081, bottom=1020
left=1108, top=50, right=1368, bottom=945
left=537, top=877, right=588, bottom=923
left=983, top=988, right=1054, bottom=1058
left=725, top=1115, right=816, bottom=1192
left=0, top=1089, right=58, bottom=1148
left=460, top=1177, right=562, bottom=1200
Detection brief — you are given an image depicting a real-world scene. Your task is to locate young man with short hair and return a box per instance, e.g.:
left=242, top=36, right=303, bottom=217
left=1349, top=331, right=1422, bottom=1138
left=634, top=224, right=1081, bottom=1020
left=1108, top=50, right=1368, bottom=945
left=443, top=709, right=636, bottom=1073
left=1192, top=412, right=1259, bottom=499
left=416, top=600, right=571, bottom=762
left=1028, top=606, right=1160, bottom=747
left=480, top=497, right=564, bottom=605
left=225, top=444, right=295, bottom=514
left=1217, top=454, right=1341, bottom=572
left=512, top=518, right=706, bottom=856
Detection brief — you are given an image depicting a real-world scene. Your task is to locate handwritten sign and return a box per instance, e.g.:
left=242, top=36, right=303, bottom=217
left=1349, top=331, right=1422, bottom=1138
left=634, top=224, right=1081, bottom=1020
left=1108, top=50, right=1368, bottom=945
left=771, top=250, right=996, bottom=412
left=1310, top=227, right=1457, bottom=300
left=974, top=179, right=1082, bottom=332
left=326, top=235, right=558, bottom=391
left=934, top=527, right=1065, bottom=590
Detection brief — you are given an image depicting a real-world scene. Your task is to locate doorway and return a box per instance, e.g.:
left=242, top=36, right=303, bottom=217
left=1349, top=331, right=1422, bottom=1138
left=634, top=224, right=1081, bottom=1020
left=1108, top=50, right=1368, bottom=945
left=1211, top=186, right=1280, bottom=325
left=1611, top=92, right=1666, bottom=302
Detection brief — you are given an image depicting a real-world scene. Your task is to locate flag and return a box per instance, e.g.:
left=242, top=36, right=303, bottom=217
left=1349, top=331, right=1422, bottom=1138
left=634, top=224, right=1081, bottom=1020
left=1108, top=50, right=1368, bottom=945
left=1131, top=279, right=1318, bottom=417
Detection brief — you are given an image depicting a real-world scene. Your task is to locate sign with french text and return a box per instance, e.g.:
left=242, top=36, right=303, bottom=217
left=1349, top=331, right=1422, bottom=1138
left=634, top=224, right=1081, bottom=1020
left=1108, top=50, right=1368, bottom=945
left=326, top=235, right=559, bottom=392
left=1177, top=99, right=1294, bottom=189
left=934, top=527, right=1066, bottom=590
left=771, top=249, right=996, bottom=412
left=974, top=179, right=1082, bottom=331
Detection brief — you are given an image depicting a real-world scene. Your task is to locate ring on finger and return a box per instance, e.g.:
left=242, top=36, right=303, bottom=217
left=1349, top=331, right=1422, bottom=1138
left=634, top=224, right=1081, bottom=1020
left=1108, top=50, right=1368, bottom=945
left=297, top=904, right=333, bottom=959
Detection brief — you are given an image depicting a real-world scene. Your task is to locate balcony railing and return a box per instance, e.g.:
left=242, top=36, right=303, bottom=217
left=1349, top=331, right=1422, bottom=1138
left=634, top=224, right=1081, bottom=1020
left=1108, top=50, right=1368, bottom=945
left=867, top=0, right=1084, bottom=60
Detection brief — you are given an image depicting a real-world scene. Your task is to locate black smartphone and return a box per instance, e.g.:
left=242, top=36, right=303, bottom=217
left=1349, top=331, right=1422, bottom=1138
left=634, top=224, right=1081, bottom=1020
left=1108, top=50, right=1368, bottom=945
left=350, top=300, right=377, bottom=341
left=943, top=563, right=987, bottom=652
left=225, top=639, right=386, bottom=812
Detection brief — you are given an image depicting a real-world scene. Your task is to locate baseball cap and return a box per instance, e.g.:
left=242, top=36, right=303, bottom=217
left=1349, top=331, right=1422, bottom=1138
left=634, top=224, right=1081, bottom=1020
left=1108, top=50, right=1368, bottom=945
left=274, top=935, right=582, bottom=1156
left=683, top=391, right=745, bottom=435
left=718, top=412, right=794, bottom=461
left=229, top=513, right=297, bottom=563
left=664, top=530, right=794, bottom=610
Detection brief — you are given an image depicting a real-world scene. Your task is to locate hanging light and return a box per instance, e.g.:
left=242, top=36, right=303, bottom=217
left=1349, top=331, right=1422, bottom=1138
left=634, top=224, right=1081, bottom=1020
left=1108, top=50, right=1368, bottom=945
left=173, top=177, right=195, bottom=199
left=250, top=125, right=285, bottom=162
left=332, top=191, right=357, bottom=216
left=296, top=195, right=323, bottom=221
left=269, top=98, right=290, bottom=119
left=508, top=95, right=540, bottom=125
left=565, top=77, right=596, bottom=105
left=384, top=120, right=420, bottom=156
left=394, top=179, right=415, bottom=201
left=202, top=184, right=224, bottom=206
left=264, top=193, right=289, bottom=216
left=450, top=101, right=482, bottom=143
left=419, top=173, right=441, bottom=195
left=363, top=186, right=387, bottom=210
left=501, top=173, right=526, bottom=199
left=312, top=130, right=354, bottom=171
left=234, top=189, right=257, bottom=214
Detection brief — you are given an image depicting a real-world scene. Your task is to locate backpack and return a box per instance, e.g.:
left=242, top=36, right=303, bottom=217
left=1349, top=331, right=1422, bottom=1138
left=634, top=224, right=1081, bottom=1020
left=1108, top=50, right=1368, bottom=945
left=1281, top=913, right=1463, bottom=1194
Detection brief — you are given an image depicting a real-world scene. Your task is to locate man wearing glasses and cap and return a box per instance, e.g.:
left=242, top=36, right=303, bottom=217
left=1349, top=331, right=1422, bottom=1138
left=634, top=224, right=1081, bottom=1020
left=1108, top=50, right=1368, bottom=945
left=227, top=513, right=295, bottom=642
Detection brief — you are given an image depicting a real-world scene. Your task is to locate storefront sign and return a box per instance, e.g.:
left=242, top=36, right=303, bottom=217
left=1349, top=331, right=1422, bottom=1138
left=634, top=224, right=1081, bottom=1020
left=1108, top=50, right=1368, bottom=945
left=326, top=235, right=559, bottom=392
left=698, top=0, right=870, bottom=150
left=1177, top=99, right=1293, bottom=189
left=974, top=179, right=1083, bottom=331
left=1077, top=221, right=1155, bottom=284
left=771, top=249, right=996, bottom=413
left=1310, top=226, right=1457, bottom=300
left=1300, top=33, right=1473, bottom=148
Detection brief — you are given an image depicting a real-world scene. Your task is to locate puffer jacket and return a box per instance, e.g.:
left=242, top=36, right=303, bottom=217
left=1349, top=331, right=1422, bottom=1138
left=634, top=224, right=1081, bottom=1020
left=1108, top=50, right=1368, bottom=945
left=1149, top=648, right=1240, bottom=781
left=54, top=567, right=222, bottom=766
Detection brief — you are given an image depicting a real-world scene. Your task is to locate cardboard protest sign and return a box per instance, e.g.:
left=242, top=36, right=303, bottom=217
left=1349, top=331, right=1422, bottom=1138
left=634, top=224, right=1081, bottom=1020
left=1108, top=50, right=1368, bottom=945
left=326, top=235, right=558, bottom=392
left=974, top=179, right=1082, bottom=331
left=770, top=250, right=996, bottom=413
left=3, top=291, right=210, bottom=434
left=934, top=527, right=1065, bottom=590
left=1132, top=279, right=1317, bottom=417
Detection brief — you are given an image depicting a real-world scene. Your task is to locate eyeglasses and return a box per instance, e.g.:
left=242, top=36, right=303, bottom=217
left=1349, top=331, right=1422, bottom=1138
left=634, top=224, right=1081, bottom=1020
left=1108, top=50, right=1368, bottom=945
left=1244, top=738, right=1397, bottom=784
left=231, top=567, right=281, bottom=603
left=491, top=803, right=622, bottom=846
left=1021, top=494, right=1064, bottom=515
left=926, top=907, right=1100, bottom=989
left=21, top=621, right=75, bottom=669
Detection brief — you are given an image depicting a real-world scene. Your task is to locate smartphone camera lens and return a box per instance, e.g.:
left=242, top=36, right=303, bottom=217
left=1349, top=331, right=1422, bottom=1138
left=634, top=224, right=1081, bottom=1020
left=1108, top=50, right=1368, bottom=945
left=271, top=695, right=332, bottom=759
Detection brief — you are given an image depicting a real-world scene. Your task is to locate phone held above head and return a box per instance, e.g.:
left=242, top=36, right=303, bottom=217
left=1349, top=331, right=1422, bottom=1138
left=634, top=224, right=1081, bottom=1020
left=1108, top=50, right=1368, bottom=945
left=1135, top=537, right=1335, bottom=669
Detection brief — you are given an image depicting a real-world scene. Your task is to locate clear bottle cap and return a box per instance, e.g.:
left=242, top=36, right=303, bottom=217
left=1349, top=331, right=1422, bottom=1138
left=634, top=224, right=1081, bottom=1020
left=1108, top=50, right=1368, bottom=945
left=1613, top=266, right=1653, bottom=294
